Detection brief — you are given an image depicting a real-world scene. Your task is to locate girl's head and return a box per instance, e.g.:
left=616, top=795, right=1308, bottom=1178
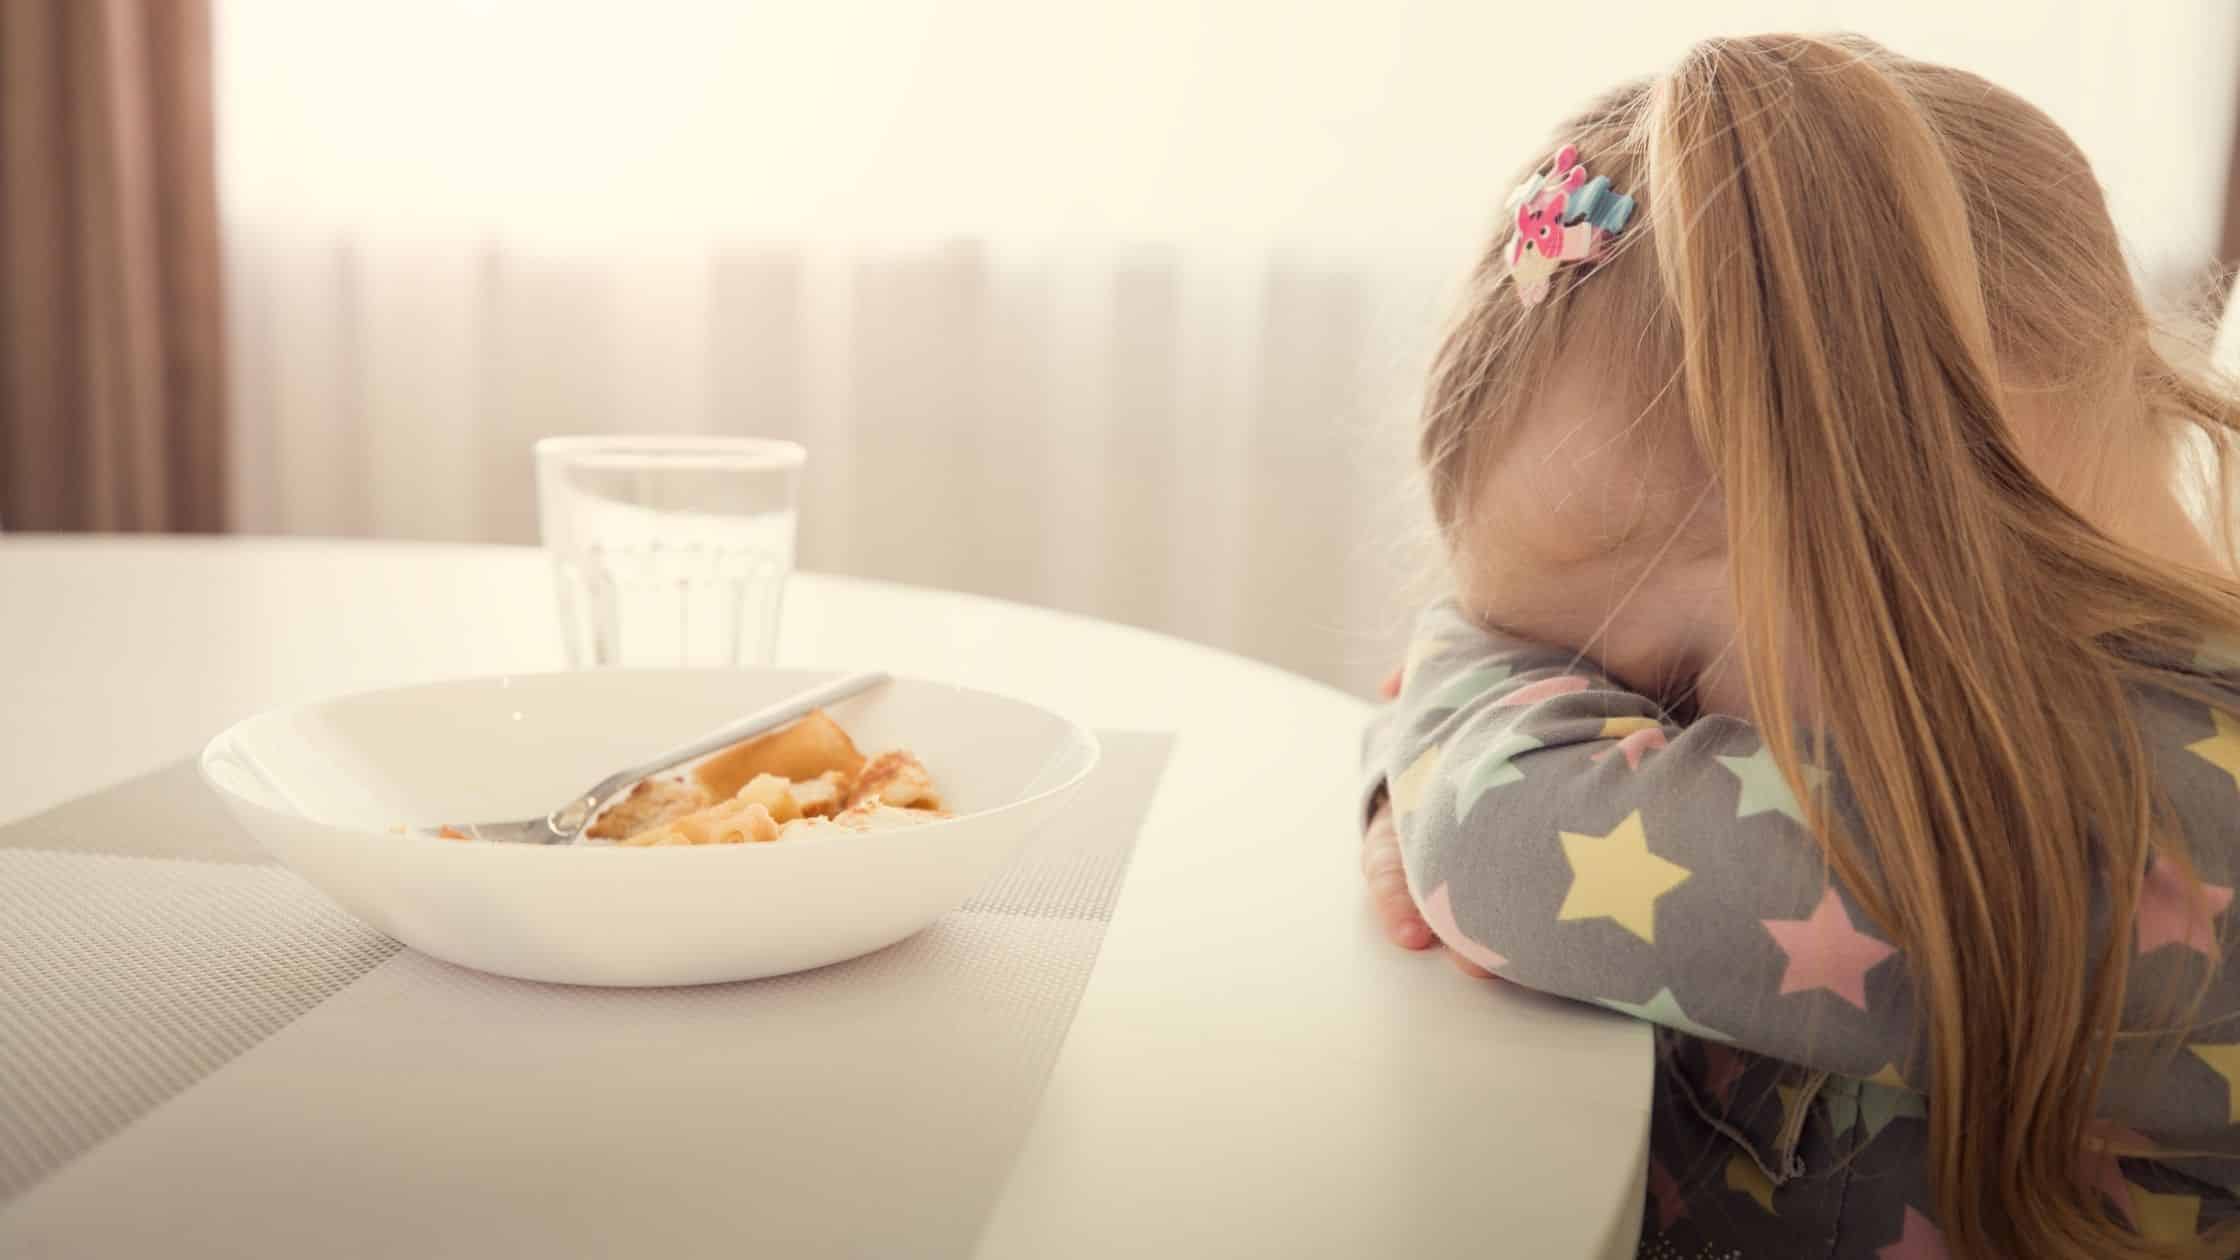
left=1430, top=35, right=2226, bottom=713
left=1423, top=34, right=2240, bottom=1259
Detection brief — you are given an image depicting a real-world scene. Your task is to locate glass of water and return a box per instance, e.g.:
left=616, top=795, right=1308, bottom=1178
left=535, top=436, right=805, bottom=667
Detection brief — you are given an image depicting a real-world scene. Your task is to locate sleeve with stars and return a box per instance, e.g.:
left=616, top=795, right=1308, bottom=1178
left=1368, top=598, right=1922, bottom=1081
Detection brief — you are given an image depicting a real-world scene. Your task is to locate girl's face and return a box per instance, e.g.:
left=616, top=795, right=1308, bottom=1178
left=1457, top=368, right=1753, bottom=717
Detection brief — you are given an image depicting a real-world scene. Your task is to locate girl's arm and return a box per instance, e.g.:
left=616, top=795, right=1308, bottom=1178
left=1371, top=600, right=1919, bottom=1081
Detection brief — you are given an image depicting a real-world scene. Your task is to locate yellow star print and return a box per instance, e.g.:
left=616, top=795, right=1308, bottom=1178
left=2197, top=633, right=2240, bottom=673
left=2189, top=710, right=2240, bottom=792
left=1402, top=634, right=1467, bottom=689
left=1390, top=743, right=1444, bottom=818
left=2128, top=1185, right=2201, bottom=1242
left=2191, top=1043, right=2240, bottom=1123
left=1599, top=716, right=1661, bottom=739
left=1865, top=1063, right=1907, bottom=1090
left=1724, top=1153, right=1777, bottom=1215
left=1557, top=810, right=1691, bottom=943
left=1776, top=1083, right=1809, bottom=1133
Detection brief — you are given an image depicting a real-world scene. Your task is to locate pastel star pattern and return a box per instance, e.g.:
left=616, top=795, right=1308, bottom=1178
left=1762, top=887, right=1898, bottom=1009
left=2084, top=1121, right=2153, bottom=1226
left=1865, top=1063, right=1907, bottom=1090
left=1599, top=987, right=1733, bottom=1042
left=1824, top=1087, right=1860, bottom=1140
left=1591, top=717, right=1669, bottom=771
left=1855, top=1081, right=1927, bottom=1140
left=2189, top=1042, right=2240, bottom=1123
left=1417, top=883, right=1507, bottom=973
left=1828, top=1079, right=1925, bottom=1142
left=1647, top=1156, right=1688, bottom=1230
left=1717, top=743, right=1826, bottom=825
left=2196, top=633, right=2240, bottom=673
left=1723, top=1154, right=1776, bottom=1214
left=1776, top=1083, right=1810, bottom=1136
left=1402, top=633, right=1469, bottom=689
left=1453, top=731, right=1543, bottom=820
left=1558, top=811, right=1691, bottom=943
left=1418, top=664, right=1515, bottom=716
left=1492, top=674, right=1590, bottom=708
left=2127, top=1186, right=2201, bottom=1242
left=1876, top=1207, right=1948, bottom=1260
left=2136, top=856, right=2233, bottom=959
left=2189, top=709, right=2240, bottom=792
left=2092, top=1159, right=2133, bottom=1226
left=2082, top=1119, right=2153, bottom=1158
left=1390, top=743, right=1444, bottom=819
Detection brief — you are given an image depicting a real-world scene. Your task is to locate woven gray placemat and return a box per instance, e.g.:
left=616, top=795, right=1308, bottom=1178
left=0, top=851, right=400, bottom=1202
left=0, top=760, right=269, bottom=865
left=0, top=731, right=1169, bottom=1242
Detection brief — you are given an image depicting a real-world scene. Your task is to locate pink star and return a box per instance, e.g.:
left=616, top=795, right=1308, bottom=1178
left=2082, top=1120, right=2152, bottom=1225
left=2137, top=856, right=2233, bottom=959
left=1647, top=1156, right=1688, bottom=1231
left=1701, top=1043, right=1746, bottom=1105
left=1492, top=675, right=1590, bottom=707
left=1591, top=725, right=1669, bottom=771
left=1418, top=883, right=1507, bottom=973
left=1878, top=1207, right=1948, bottom=1260
left=1763, top=888, right=1898, bottom=1010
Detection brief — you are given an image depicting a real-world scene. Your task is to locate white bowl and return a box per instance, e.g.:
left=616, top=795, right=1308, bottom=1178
left=200, top=669, right=1100, bottom=986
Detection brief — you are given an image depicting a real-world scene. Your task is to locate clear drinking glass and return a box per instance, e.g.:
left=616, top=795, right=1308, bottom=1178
left=535, top=436, right=805, bottom=667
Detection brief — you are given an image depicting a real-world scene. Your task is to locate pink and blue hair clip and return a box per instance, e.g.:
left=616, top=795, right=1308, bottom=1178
left=1503, top=143, right=1636, bottom=306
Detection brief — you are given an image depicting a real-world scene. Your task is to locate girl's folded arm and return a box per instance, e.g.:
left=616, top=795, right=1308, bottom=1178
left=1372, top=603, right=1919, bottom=1081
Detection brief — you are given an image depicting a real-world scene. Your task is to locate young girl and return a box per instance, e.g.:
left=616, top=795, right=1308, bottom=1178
left=1360, top=34, right=2240, bottom=1260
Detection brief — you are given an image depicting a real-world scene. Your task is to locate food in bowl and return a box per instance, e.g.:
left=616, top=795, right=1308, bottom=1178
left=208, top=668, right=1098, bottom=984
left=691, top=708, right=867, bottom=797
left=580, top=708, right=948, bottom=846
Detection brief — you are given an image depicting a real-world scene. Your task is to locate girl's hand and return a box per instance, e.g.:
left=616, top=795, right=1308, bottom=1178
left=1367, top=667, right=1419, bottom=944
left=1369, top=663, right=1494, bottom=976
left=1362, top=800, right=1430, bottom=949
left=1361, top=800, right=1496, bottom=979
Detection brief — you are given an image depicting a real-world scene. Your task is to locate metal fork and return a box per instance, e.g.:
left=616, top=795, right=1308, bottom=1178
left=454, top=670, right=891, bottom=844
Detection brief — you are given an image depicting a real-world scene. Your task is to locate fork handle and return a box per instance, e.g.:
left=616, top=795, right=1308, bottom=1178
left=582, top=670, right=893, bottom=810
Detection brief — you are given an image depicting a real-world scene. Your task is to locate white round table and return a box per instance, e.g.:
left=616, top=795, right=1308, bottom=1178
left=0, top=537, right=1650, bottom=1257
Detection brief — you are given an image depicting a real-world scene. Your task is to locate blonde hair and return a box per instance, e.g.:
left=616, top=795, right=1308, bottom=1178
left=1423, top=34, right=2240, bottom=1259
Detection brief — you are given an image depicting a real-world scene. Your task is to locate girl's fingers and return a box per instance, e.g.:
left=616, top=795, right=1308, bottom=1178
left=1445, top=948, right=1496, bottom=980
left=1362, top=820, right=1433, bottom=950
left=1364, top=806, right=1494, bottom=972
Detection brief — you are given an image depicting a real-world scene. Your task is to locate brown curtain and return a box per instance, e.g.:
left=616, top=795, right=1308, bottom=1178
left=0, top=0, right=227, bottom=532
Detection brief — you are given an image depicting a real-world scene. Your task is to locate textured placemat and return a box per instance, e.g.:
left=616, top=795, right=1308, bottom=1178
left=0, top=759, right=270, bottom=865
left=0, top=851, right=399, bottom=1200
left=0, top=731, right=1171, bottom=1260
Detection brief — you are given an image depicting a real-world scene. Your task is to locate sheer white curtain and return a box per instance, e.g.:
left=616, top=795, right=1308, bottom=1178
left=215, top=0, right=2238, bottom=691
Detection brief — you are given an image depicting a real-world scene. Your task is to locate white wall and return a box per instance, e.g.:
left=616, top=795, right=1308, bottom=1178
left=214, top=0, right=2237, bottom=691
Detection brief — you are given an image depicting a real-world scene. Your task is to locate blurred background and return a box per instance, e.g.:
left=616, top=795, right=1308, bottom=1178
left=4, top=0, right=2235, bottom=691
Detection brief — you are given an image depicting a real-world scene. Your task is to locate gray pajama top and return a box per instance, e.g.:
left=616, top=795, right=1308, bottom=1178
left=1363, top=600, right=2240, bottom=1256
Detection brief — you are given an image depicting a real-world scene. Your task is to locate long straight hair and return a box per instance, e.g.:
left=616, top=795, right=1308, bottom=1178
left=1422, top=35, right=2240, bottom=1258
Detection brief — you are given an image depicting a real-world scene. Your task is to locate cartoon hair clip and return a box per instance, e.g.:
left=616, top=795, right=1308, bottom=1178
left=1504, top=144, right=1636, bottom=307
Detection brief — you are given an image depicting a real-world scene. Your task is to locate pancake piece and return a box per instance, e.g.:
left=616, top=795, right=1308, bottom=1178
left=692, top=710, right=866, bottom=799
left=847, top=750, right=941, bottom=811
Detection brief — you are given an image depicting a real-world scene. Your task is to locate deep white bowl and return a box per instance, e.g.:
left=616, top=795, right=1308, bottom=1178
left=200, top=669, right=1099, bottom=986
